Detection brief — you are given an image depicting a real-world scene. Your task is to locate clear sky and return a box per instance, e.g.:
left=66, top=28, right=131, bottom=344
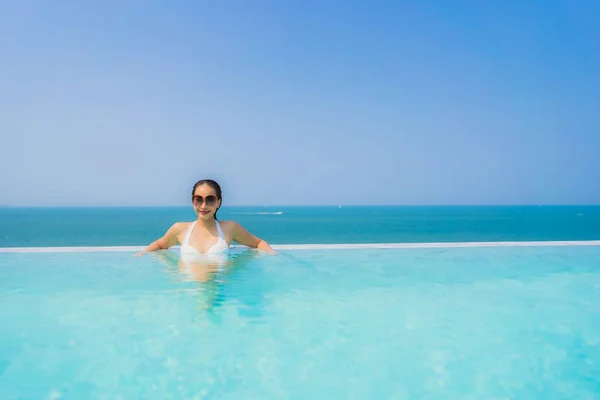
left=1, top=0, right=598, bottom=206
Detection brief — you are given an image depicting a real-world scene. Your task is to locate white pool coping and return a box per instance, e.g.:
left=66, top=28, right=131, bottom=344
left=1, top=240, right=600, bottom=253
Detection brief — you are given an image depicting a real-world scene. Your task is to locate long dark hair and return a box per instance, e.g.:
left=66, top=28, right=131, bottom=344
left=191, top=179, right=222, bottom=220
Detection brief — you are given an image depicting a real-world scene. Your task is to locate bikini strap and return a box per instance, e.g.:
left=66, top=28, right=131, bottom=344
left=182, top=221, right=196, bottom=246
left=216, top=220, right=225, bottom=240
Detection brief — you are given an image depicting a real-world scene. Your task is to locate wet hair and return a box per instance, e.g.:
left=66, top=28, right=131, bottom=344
left=191, top=179, right=222, bottom=220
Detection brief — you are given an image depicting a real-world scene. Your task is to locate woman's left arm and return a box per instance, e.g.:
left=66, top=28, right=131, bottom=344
left=230, top=221, right=277, bottom=254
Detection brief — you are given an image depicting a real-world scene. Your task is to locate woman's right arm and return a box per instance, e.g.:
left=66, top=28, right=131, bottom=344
left=135, top=222, right=185, bottom=256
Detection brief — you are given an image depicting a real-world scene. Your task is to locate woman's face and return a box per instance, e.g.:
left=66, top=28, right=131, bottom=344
left=192, top=184, right=221, bottom=219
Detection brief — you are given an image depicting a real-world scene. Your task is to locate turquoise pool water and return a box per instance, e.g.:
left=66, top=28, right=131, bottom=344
left=1, top=245, right=600, bottom=398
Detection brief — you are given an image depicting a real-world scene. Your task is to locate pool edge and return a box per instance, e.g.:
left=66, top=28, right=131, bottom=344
left=2, top=240, right=600, bottom=253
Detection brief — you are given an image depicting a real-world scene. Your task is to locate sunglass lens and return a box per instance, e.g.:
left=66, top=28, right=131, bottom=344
left=193, top=195, right=217, bottom=206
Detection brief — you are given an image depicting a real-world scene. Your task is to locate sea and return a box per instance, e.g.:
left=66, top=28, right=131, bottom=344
left=1, top=205, right=599, bottom=248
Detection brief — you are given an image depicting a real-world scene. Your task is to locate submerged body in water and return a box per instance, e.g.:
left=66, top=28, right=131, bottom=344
left=155, top=246, right=269, bottom=315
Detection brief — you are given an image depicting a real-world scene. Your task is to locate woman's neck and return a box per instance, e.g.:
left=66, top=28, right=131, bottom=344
left=195, top=217, right=217, bottom=229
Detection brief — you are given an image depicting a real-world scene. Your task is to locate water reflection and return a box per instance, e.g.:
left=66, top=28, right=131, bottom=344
left=152, top=249, right=270, bottom=317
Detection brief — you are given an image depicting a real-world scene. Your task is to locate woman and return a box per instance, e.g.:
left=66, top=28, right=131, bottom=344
left=136, top=179, right=276, bottom=260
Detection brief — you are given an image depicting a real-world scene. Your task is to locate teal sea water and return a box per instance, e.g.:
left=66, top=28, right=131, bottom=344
left=1, top=205, right=600, bottom=247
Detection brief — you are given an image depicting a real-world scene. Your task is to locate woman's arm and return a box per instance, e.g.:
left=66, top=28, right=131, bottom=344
left=135, top=222, right=184, bottom=256
left=230, top=221, right=277, bottom=254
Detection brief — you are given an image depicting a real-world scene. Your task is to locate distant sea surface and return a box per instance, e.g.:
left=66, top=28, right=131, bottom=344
left=1, top=206, right=600, bottom=248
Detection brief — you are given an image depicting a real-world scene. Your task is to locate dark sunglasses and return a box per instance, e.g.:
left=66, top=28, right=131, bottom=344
left=192, top=195, right=218, bottom=206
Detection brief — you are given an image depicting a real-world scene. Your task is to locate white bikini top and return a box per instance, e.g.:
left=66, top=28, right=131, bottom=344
left=180, top=220, right=230, bottom=261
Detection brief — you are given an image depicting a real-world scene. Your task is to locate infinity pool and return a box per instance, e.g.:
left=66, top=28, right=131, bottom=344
left=1, top=245, right=599, bottom=398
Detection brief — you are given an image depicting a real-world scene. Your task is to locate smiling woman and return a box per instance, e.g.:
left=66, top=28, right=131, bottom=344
left=135, top=179, right=276, bottom=259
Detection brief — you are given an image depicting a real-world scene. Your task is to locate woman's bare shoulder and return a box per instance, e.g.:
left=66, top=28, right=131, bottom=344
left=218, top=219, right=240, bottom=232
left=167, top=221, right=192, bottom=235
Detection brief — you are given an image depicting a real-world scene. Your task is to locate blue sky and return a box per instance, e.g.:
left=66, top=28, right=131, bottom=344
left=1, top=0, right=598, bottom=206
